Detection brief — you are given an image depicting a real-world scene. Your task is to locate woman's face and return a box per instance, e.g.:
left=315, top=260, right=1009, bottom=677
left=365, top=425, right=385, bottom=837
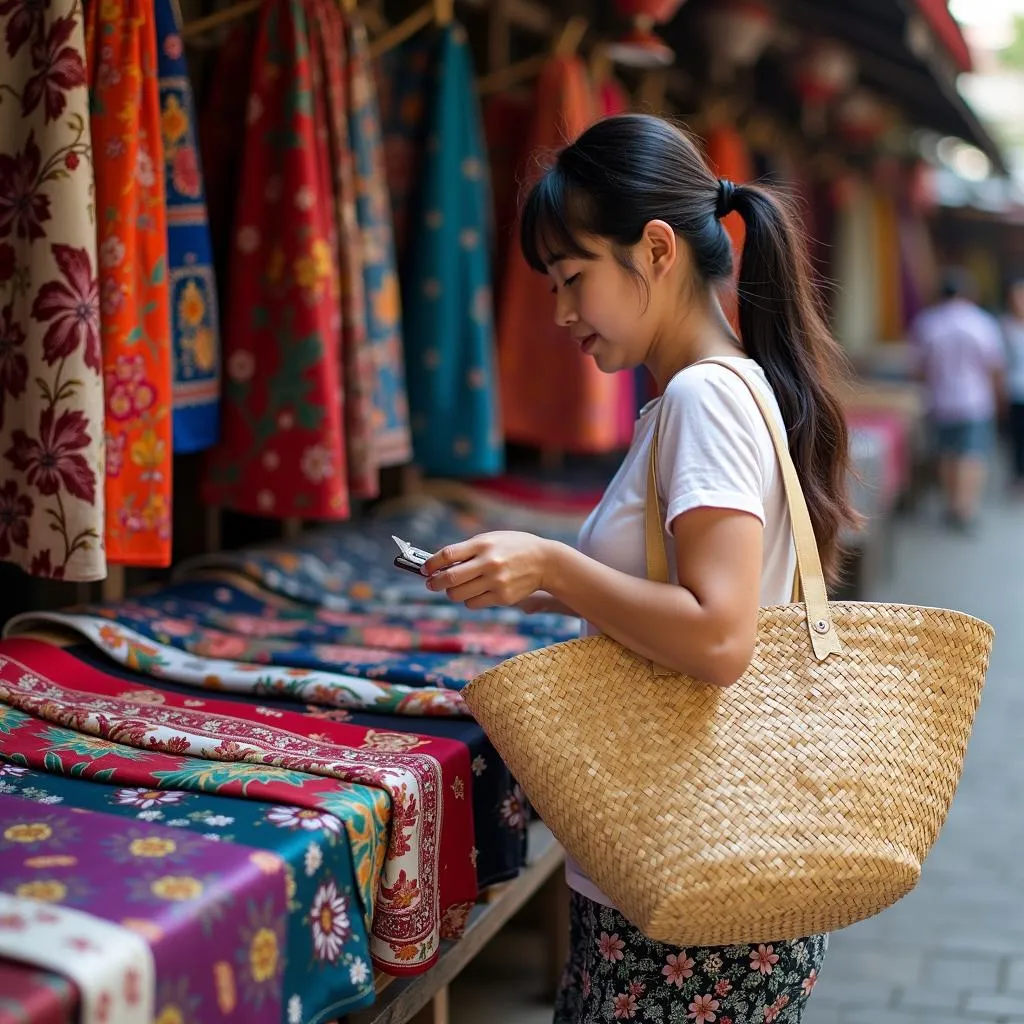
left=548, top=237, right=652, bottom=374
left=1010, top=282, right=1024, bottom=319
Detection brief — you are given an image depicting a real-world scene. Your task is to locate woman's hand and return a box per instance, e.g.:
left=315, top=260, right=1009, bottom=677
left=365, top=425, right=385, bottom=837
left=423, top=531, right=554, bottom=610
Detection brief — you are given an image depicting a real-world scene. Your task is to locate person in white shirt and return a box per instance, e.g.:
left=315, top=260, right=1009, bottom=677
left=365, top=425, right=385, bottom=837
left=1000, top=278, right=1024, bottom=492
left=910, top=270, right=1005, bottom=529
left=422, top=114, right=857, bottom=1024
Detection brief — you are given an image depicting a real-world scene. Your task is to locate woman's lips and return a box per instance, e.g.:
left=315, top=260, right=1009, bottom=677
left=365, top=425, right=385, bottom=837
left=579, top=333, right=597, bottom=354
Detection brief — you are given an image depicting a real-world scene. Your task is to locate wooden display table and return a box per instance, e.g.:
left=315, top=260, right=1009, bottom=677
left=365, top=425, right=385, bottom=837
left=347, top=823, right=565, bottom=1024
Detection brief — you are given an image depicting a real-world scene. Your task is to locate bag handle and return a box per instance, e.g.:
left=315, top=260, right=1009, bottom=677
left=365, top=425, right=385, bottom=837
left=644, top=358, right=842, bottom=667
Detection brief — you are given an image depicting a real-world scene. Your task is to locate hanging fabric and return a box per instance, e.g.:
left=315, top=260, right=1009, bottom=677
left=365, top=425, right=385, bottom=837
left=497, top=56, right=628, bottom=455
left=345, top=15, right=414, bottom=470
left=483, top=93, right=533, bottom=291
left=198, top=20, right=257, bottom=320
left=385, top=23, right=503, bottom=477
left=832, top=176, right=881, bottom=356
left=873, top=190, right=904, bottom=342
left=308, top=0, right=377, bottom=498
left=155, top=0, right=221, bottom=452
left=204, top=0, right=351, bottom=520
left=87, top=0, right=174, bottom=566
left=0, top=0, right=106, bottom=581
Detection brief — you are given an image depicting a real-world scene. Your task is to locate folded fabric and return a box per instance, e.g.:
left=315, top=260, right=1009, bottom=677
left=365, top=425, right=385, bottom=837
left=0, top=959, right=76, bottom=1024
left=0, top=640, right=477, bottom=975
left=65, top=643, right=528, bottom=891
left=5, top=613, right=472, bottom=711
left=103, top=580, right=567, bottom=655
left=0, top=763, right=378, bottom=1019
left=0, top=793, right=288, bottom=1024
left=0, top=709, right=387, bottom=933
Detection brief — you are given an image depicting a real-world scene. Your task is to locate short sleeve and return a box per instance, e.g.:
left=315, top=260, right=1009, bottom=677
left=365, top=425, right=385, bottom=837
left=980, top=312, right=1007, bottom=370
left=655, top=365, right=771, bottom=535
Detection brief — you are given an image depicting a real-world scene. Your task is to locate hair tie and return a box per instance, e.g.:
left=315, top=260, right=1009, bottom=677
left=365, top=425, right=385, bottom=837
left=716, top=178, right=737, bottom=220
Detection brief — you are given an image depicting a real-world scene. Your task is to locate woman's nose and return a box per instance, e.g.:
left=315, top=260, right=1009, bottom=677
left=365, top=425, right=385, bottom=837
left=554, top=290, right=578, bottom=328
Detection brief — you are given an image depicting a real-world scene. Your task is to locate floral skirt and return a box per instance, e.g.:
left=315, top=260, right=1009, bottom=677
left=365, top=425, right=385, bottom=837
left=553, top=890, right=828, bottom=1024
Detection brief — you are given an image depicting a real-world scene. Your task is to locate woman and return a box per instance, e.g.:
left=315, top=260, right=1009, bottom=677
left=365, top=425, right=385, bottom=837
left=422, top=114, right=856, bottom=1023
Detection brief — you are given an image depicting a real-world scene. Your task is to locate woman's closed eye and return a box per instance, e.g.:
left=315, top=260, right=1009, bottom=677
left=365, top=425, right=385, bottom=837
left=550, top=273, right=581, bottom=295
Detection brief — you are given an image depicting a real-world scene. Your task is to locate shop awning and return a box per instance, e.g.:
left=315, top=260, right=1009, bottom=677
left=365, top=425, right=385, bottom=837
left=779, top=0, right=1006, bottom=173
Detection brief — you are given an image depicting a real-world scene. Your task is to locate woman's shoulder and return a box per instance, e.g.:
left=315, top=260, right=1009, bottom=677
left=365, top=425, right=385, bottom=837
left=662, top=358, right=770, bottom=418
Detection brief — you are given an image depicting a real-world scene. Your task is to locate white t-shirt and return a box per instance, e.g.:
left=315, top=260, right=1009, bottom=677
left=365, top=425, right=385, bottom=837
left=565, top=356, right=797, bottom=907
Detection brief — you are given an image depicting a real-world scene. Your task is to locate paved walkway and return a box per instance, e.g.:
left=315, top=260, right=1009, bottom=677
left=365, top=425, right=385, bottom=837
left=805, top=494, right=1024, bottom=1024
left=449, top=490, right=1024, bottom=1023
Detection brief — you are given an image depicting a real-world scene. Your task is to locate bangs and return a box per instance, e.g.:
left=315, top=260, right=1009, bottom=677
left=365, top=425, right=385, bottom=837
left=519, top=164, right=598, bottom=274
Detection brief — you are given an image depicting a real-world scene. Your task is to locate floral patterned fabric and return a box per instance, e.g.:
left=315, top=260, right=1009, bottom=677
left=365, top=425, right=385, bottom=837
left=0, top=959, right=76, bottom=1024
left=155, top=0, right=220, bottom=453
left=176, top=495, right=583, bottom=631
left=345, top=15, right=412, bottom=471
left=0, top=0, right=106, bottom=581
left=204, top=0, right=351, bottom=521
left=86, top=0, right=173, bottom=566
left=6, top=611, right=473, bottom=711
left=0, top=639, right=478, bottom=975
left=379, top=24, right=502, bottom=478
left=0, top=886, right=153, bottom=1024
left=307, top=0, right=376, bottom=499
left=0, top=792, right=289, bottom=1024
left=554, top=891, right=828, bottom=1024
left=0, top=706, right=388, bottom=932
left=64, top=639, right=529, bottom=892
left=0, top=763, right=380, bottom=1019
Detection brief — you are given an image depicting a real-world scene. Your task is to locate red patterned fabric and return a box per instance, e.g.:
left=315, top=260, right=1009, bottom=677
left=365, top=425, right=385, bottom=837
left=203, top=0, right=350, bottom=520
left=0, top=638, right=478, bottom=975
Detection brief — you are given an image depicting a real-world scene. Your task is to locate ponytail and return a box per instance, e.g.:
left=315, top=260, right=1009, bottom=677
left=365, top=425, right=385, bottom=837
left=519, top=114, right=859, bottom=584
left=730, top=184, right=859, bottom=583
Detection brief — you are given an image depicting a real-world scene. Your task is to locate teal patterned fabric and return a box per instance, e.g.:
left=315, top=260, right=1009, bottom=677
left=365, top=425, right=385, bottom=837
left=384, top=24, right=503, bottom=478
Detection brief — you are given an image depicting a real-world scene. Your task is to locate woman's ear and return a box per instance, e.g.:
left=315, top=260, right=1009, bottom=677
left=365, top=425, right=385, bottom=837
left=642, top=220, right=679, bottom=280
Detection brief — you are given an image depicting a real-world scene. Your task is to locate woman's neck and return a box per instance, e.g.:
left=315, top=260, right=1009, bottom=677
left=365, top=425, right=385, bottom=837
left=645, top=289, right=744, bottom=392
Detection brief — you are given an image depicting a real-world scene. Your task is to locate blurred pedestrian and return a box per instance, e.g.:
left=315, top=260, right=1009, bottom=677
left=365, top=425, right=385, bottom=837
left=911, top=269, right=1005, bottom=531
left=1001, top=277, right=1024, bottom=494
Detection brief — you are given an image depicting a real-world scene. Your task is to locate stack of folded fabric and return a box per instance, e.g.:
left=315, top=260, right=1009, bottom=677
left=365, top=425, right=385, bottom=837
left=0, top=492, right=583, bottom=1024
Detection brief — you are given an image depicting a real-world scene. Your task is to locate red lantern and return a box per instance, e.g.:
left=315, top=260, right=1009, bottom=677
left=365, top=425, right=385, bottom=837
left=609, top=0, right=687, bottom=68
left=702, top=0, right=776, bottom=82
left=836, top=89, right=889, bottom=148
left=792, top=38, right=857, bottom=135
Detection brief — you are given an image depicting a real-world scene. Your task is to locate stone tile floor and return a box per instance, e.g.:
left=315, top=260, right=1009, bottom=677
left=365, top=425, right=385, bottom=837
left=449, top=490, right=1024, bottom=1023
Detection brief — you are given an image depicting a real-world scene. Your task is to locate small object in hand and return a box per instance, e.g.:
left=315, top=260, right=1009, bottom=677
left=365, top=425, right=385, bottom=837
left=392, top=535, right=434, bottom=575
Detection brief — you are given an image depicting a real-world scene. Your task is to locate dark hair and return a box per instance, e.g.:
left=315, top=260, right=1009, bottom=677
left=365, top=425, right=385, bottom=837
left=940, top=267, right=974, bottom=300
left=520, top=113, right=857, bottom=584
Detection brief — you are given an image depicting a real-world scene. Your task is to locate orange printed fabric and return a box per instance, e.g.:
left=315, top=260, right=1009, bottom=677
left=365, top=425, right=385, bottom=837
left=86, top=0, right=173, bottom=565
left=496, top=57, right=632, bottom=455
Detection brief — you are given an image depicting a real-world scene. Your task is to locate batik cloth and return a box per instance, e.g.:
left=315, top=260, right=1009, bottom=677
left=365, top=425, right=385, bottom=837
left=203, top=0, right=350, bottom=520
left=0, top=959, right=76, bottom=1024
left=0, top=0, right=106, bottom=581
left=381, top=24, right=503, bottom=477
left=86, top=0, right=174, bottom=565
left=0, top=640, right=477, bottom=975
left=155, top=0, right=221, bottom=452
left=0, top=761, right=380, bottom=1019
left=0, top=791, right=289, bottom=1024
left=345, top=15, right=412, bottom=469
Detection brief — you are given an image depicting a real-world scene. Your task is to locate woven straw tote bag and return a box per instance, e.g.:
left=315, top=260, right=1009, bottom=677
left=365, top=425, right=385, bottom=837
left=462, top=359, right=993, bottom=946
